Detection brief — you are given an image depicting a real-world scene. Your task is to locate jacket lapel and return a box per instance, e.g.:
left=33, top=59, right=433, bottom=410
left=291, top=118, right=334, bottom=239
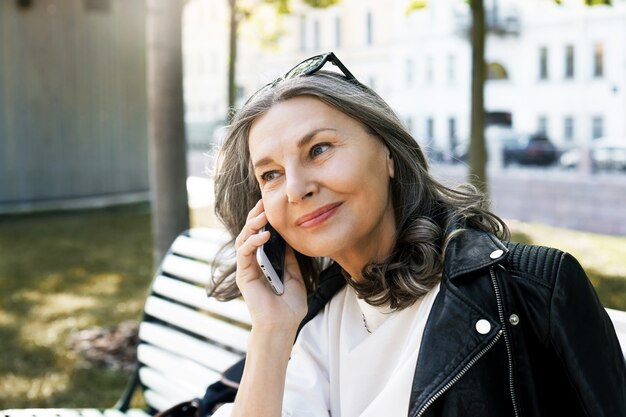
left=408, top=229, right=508, bottom=416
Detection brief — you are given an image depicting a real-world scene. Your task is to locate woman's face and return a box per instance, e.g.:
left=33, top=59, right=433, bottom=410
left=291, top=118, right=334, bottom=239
left=248, top=96, right=396, bottom=263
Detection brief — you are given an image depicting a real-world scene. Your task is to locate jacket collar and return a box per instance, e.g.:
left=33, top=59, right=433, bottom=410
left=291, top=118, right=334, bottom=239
left=443, top=228, right=509, bottom=281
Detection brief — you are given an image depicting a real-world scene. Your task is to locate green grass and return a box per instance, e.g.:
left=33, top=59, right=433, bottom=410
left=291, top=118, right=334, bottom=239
left=0, top=204, right=153, bottom=409
left=0, top=205, right=624, bottom=409
left=506, top=219, right=626, bottom=310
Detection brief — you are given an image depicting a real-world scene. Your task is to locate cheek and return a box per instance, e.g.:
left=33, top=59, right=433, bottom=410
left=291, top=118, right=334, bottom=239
left=261, top=189, right=286, bottom=227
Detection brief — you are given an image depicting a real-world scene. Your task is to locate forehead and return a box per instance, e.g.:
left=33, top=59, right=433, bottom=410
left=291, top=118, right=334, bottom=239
left=248, top=97, right=360, bottom=157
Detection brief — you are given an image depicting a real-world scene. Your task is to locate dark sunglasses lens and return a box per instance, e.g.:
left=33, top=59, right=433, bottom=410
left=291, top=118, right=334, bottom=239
left=284, top=55, right=326, bottom=79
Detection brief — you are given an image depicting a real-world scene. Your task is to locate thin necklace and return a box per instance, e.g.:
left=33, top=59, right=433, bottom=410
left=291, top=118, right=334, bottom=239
left=361, top=312, right=372, bottom=334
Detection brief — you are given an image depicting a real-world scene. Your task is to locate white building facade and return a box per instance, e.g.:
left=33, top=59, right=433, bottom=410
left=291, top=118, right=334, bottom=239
left=183, top=0, right=626, bottom=152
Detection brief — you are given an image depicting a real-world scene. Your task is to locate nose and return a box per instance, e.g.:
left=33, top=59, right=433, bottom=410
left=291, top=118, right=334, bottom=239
left=284, top=164, right=316, bottom=203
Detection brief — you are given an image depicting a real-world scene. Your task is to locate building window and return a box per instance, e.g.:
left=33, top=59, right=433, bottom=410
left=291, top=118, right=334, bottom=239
left=426, top=56, right=433, bottom=84
left=406, top=58, right=413, bottom=85
left=448, top=117, right=457, bottom=151
left=565, top=45, right=575, bottom=79
left=447, top=55, right=456, bottom=84
left=299, top=16, right=307, bottom=51
left=313, top=19, right=320, bottom=50
left=539, top=46, right=548, bottom=80
left=335, top=17, right=341, bottom=48
left=426, top=117, right=435, bottom=145
left=593, top=43, right=604, bottom=78
left=592, top=116, right=604, bottom=139
left=366, top=11, right=373, bottom=45
left=537, top=116, right=548, bottom=135
left=563, top=116, right=574, bottom=142
left=487, top=62, right=509, bottom=80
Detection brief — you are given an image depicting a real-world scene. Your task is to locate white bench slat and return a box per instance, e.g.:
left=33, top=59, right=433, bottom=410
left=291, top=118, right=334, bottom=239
left=606, top=308, right=626, bottom=358
left=143, top=390, right=176, bottom=414
left=76, top=410, right=104, bottom=417
left=123, top=410, right=151, bottom=417
left=139, top=368, right=193, bottom=406
left=1, top=412, right=85, bottom=417
left=0, top=411, right=112, bottom=417
left=160, top=256, right=213, bottom=286
left=188, top=227, right=230, bottom=242
left=144, top=296, right=249, bottom=353
left=139, top=322, right=243, bottom=372
left=171, top=235, right=232, bottom=265
left=102, top=411, right=125, bottom=417
left=137, top=344, right=218, bottom=395
left=606, top=308, right=626, bottom=333
left=152, top=275, right=251, bottom=326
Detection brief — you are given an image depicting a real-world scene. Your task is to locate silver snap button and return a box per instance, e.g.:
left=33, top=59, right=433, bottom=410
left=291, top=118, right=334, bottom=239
left=509, top=314, right=520, bottom=326
left=475, top=319, right=491, bottom=334
left=490, top=249, right=504, bottom=259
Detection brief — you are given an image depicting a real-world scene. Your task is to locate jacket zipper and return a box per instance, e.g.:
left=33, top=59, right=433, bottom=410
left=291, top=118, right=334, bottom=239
left=415, top=329, right=503, bottom=417
left=490, top=266, right=521, bottom=417
left=414, top=266, right=521, bottom=417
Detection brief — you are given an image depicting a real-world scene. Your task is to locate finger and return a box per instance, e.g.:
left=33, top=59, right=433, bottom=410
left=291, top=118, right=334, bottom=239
left=236, top=229, right=270, bottom=261
left=246, top=199, right=264, bottom=221
left=235, top=210, right=268, bottom=248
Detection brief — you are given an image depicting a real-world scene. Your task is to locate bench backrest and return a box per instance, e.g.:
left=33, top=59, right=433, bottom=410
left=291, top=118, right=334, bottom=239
left=606, top=308, right=626, bottom=359
left=137, top=228, right=250, bottom=412
left=135, top=228, right=626, bottom=412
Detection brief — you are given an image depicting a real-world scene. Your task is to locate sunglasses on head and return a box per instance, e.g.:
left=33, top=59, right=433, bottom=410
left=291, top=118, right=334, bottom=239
left=245, top=52, right=359, bottom=105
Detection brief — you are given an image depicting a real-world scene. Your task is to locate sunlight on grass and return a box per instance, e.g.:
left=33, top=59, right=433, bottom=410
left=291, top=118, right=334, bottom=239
left=0, top=373, right=70, bottom=402
left=0, top=309, right=17, bottom=326
left=0, top=204, right=153, bottom=408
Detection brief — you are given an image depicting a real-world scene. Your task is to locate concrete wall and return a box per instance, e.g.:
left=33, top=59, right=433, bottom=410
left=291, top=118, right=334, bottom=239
left=0, top=0, right=149, bottom=213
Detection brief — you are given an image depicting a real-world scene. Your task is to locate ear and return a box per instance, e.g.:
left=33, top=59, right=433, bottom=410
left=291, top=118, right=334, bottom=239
left=387, top=150, right=395, bottom=179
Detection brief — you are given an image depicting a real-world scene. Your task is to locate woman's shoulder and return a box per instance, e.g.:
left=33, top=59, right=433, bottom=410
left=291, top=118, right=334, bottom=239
left=502, top=240, right=584, bottom=289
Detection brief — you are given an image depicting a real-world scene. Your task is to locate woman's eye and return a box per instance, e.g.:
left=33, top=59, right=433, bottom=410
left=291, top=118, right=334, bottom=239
left=261, top=171, right=279, bottom=182
left=311, top=143, right=330, bottom=158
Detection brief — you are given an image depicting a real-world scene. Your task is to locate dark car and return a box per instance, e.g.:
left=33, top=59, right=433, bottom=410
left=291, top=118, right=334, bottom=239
left=502, top=132, right=559, bottom=166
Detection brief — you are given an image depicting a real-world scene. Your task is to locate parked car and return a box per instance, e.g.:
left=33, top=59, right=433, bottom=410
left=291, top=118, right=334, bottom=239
left=502, top=132, right=559, bottom=166
left=559, top=137, right=626, bottom=172
left=452, top=130, right=560, bottom=167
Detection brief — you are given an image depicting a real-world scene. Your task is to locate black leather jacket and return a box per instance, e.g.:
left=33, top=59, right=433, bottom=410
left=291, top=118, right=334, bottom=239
left=405, top=228, right=626, bottom=417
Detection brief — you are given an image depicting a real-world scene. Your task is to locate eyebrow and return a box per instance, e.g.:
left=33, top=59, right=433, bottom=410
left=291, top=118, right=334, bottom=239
left=252, top=128, right=337, bottom=170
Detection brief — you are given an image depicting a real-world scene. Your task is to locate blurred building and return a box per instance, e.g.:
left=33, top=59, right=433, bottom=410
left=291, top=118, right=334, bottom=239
left=0, top=0, right=149, bottom=213
left=183, top=0, right=626, bottom=153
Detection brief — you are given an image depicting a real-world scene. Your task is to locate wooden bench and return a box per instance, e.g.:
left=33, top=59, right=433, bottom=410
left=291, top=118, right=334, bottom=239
left=1, top=228, right=625, bottom=417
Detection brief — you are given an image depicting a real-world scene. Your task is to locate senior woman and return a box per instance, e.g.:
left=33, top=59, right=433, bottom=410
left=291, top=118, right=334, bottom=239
left=209, top=53, right=625, bottom=417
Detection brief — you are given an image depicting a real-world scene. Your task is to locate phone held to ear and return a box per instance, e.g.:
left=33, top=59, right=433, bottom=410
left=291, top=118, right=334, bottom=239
left=256, top=223, right=286, bottom=296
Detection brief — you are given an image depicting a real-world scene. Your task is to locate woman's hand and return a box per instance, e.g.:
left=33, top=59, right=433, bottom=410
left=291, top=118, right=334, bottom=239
left=234, top=200, right=308, bottom=334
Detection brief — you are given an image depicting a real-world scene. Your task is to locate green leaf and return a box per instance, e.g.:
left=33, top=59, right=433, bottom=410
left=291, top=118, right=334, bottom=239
left=405, top=0, right=427, bottom=15
left=302, top=0, right=342, bottom=8
left=584, top=0, right=611, bottom=5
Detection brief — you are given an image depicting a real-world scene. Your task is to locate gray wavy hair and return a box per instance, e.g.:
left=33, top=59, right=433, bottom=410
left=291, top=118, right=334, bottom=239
left=209, top=71, right=508, bottom=310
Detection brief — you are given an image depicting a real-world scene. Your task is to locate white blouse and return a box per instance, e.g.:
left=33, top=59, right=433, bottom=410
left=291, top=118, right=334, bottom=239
left=213, top=282, right=440, bottom=417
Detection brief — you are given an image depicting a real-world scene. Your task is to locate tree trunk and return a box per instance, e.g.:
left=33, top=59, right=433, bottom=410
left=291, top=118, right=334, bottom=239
left=227, top=0, right=238, bottom=121
left=146, top=0, right=190, bottom=267
left=468, top=0, right=488, bottom=195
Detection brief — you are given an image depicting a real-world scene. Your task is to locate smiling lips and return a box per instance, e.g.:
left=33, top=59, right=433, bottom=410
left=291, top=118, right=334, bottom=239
left=296, top=202, right=343, bottom=228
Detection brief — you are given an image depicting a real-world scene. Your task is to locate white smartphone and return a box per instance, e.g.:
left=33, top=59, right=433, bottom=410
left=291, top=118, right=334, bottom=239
left=256, top=223, right=286, bottom=295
